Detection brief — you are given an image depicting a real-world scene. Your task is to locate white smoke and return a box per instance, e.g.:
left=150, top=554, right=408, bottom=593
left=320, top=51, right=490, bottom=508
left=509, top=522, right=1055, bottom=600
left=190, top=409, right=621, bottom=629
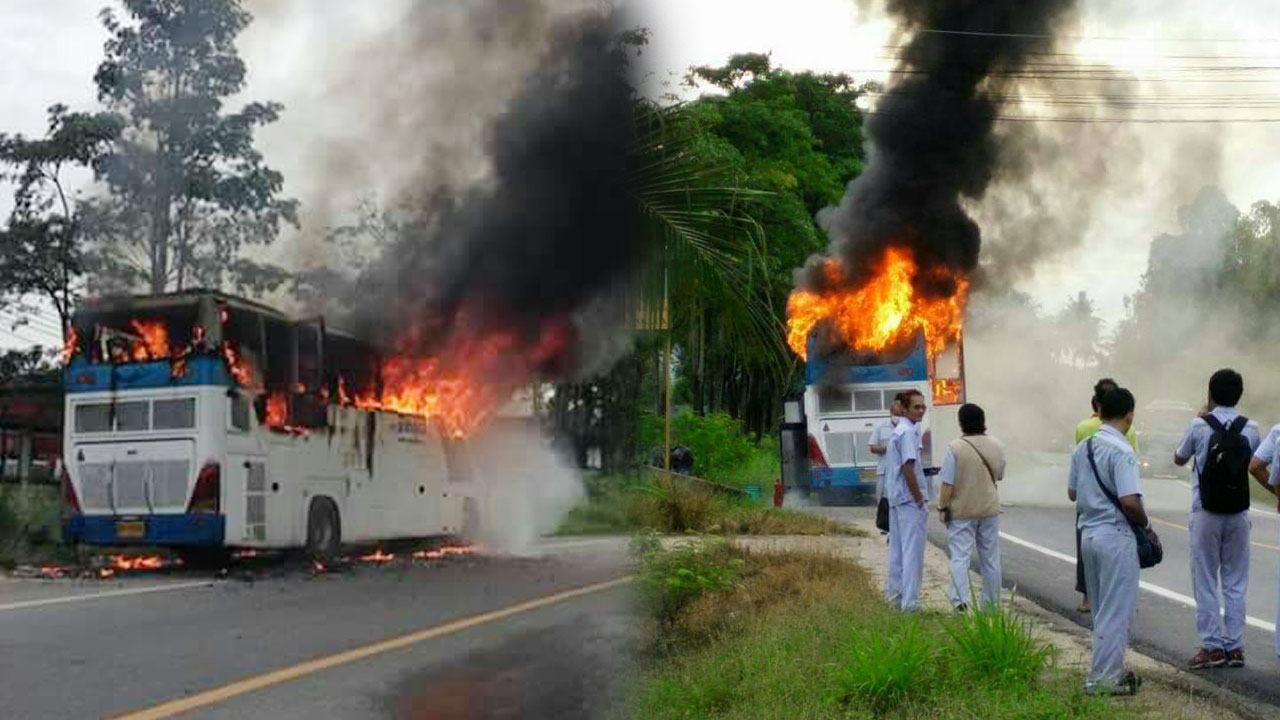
left=461, top=417, right=585, bottom=554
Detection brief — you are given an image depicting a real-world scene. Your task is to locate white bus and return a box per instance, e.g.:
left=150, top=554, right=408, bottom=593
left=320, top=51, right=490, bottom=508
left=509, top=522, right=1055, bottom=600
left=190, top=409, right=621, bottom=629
left=61, top=290, right=486, bottom=565
left=800, top=330, right=964, bottom=505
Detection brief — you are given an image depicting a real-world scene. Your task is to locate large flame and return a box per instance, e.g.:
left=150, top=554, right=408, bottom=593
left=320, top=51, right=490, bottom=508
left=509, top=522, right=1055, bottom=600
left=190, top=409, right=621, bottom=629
left=786, top=247, right=967, bottom=360
left=128, top=320, right=170, bottom=361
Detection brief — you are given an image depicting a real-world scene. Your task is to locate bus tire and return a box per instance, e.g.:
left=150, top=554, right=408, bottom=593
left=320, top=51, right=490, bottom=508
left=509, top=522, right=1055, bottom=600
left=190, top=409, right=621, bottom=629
left=306, top=498, right=342, bottom=562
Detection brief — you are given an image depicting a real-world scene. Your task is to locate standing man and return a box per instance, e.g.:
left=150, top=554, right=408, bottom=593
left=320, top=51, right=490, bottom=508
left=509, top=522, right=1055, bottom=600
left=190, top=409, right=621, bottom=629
left=869, top=395, right=904, bottom=506
left=937, top=403, right=1006, bottom=612
left=1074, top=378, right=1139, bottom=613
left=883, top=389, right=928, bottom=611
left=1069, top=387, right=1151, bottom=696
left=1174, top=369, right=1259, bottom=670
left=1248, top=424, right=1280, bottom=660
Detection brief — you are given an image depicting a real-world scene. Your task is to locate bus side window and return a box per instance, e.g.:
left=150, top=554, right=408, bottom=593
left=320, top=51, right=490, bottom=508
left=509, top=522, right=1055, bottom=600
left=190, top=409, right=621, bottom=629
left=229, top=393, right=251, bottom=432
left=292, top=322, right=328, bottom=429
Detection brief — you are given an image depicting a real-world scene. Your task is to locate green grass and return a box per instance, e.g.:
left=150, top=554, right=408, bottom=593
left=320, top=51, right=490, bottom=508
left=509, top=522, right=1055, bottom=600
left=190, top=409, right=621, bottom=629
left=0, top=484, right=73, bottom=568
left=555, top=473, right=859, bottom=538
left=625, top=547, right=1132, bottom=720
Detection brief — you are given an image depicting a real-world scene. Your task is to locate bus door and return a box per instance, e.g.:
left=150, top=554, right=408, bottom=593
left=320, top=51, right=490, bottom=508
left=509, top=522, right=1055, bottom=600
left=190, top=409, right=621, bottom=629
left=225, top=388, right=269, bottom=543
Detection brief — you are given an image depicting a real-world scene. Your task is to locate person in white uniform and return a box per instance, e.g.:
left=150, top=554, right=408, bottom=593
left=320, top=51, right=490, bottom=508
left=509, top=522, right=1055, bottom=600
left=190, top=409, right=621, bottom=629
left=883, top=389, right=928, bottom=611
left=937, top=403, right=1006, bottom=612
left=869, top=396, right=904, bottom=505
left=1174, top=369, right=1260, bottom=670
left=1068, top=386, right=1151, bottom=696
left=1248, top=422, right=1280, bottom=660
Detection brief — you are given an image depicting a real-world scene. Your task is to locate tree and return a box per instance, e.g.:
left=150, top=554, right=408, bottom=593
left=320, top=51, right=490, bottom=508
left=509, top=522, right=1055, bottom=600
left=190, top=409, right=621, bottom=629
left=1055, top=291, right=1101, bottom=369
left=0, top=104, right=121, bottom=337
left=665, top=55, right=870, bottom=435
left=88, top=0, right=298, bottom=294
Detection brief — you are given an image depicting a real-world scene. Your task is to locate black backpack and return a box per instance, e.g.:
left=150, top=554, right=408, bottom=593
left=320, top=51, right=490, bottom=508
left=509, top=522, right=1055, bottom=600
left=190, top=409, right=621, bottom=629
left=1198, top=415, right=1252, bottom=514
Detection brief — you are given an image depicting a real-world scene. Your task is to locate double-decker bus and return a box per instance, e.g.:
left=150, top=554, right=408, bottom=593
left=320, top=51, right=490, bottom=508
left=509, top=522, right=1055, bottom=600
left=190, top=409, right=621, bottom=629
left=798, top=331, right=965, bottom=506
left=60, top=290, right=487, bottom=565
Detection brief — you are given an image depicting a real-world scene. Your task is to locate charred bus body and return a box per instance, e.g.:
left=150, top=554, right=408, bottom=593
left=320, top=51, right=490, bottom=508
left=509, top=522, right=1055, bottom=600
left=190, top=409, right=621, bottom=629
left=784, top=330, right=965, bottom=506
left=60, top=290, right=486, bottom=564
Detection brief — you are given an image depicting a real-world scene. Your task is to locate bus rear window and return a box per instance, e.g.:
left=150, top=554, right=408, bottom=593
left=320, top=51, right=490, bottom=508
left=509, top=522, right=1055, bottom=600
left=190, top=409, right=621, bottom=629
left=72, top=302, right=203, bottom=365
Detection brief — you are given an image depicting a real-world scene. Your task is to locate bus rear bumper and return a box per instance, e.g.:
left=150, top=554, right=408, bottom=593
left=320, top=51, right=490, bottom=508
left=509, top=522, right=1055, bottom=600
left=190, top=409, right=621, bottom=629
left=65, top=514, right=225, bottom=547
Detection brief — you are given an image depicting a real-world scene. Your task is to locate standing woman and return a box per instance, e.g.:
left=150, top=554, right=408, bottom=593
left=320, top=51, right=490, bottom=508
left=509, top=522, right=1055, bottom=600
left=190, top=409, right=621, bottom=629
left=937, top=403, right=1006, bottom=611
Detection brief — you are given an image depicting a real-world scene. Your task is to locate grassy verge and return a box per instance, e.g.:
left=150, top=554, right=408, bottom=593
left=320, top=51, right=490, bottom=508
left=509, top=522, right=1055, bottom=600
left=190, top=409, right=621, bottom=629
left=0, top=484, right=74, bottom=568
left=624, top=536, right=1130, bottom=720
left=556, top=473, right=858, bottom=538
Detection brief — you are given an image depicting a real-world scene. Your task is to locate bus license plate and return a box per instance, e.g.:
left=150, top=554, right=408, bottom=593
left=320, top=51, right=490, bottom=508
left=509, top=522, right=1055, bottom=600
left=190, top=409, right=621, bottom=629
left=116, top=520, right=146, bottom=539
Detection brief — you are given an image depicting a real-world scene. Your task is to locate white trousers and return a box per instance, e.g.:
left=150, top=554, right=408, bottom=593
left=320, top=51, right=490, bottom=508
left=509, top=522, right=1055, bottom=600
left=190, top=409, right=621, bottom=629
left=1082, top=526, right=1139, bottom=692
left=885, top=502, right=927, bottom=610
left=1188, top=509, right=1250, bottom=652
left=947, top=515, right=1002, bottom=610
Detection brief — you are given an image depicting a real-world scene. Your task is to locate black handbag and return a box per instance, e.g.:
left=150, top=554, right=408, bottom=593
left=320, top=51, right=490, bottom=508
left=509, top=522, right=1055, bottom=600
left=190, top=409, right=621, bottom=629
left=876, top=496, right=891, bottom=533
left=1086, top=438, right=1163, bottom=569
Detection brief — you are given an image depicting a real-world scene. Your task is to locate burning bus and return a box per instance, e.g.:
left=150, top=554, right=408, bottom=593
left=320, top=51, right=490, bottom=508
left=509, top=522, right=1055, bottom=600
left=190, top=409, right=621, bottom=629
left=782, top=247, right=967, bottom=506
left=60, top=290, right=489, bottom=565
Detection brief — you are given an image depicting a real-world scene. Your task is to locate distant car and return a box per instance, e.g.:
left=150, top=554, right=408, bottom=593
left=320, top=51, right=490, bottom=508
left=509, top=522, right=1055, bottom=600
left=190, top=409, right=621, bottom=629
left=1136, top=400, right=1196, bottom=477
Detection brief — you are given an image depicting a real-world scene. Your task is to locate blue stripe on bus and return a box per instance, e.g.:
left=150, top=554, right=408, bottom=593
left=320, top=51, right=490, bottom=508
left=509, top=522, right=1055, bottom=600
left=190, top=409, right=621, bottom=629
left=804, top=332, right=928, bottom=385
left=65, top=514, right=225, bottom=547
left=65, top=355, right=231, bottom=393
left=809, top=466, right=869, bottom=488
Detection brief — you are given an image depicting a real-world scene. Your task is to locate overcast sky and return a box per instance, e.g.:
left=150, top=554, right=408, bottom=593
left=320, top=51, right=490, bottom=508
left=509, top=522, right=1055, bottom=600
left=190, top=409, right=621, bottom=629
left=4, top=0, right=1280, bottom=350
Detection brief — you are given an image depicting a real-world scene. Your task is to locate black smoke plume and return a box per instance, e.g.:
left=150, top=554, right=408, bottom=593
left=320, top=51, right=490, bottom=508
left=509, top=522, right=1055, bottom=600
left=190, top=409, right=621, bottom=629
left=347, top=7, right=640, bottom=378
left=801, top=0, right=1076, bottom=298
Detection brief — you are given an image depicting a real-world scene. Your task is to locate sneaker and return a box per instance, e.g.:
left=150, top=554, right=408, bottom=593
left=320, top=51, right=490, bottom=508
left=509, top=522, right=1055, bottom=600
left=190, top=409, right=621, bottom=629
left=1114, top=671, right=1141, bottom=696
left=1226, top=649, right=1245, bottom=668
left=1087, top=671, right=1141, bottom=697
left=1189, top=648, right=1227, bottom=670
left=1076, top=598, right=1091, bottom=614
left=954, top=603, right=969, bottom=614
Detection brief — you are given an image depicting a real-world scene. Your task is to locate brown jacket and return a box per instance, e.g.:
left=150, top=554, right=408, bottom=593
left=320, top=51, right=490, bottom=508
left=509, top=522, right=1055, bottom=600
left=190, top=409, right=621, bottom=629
left=946, top=435, right=1005, bottom=520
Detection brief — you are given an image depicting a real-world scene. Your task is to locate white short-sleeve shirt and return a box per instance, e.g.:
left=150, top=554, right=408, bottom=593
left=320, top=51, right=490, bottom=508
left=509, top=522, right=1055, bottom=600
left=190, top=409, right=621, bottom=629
left=1070, top=424, right=1144, bottom=536
left=1175, top=407, right=1261, bottom=512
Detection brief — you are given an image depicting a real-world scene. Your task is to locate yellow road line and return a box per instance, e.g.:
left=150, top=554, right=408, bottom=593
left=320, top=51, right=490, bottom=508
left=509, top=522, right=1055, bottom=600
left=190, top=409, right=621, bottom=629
left=110, top=575, right=634, bottom=720
left=1149, top=516, right=1280, bottom=552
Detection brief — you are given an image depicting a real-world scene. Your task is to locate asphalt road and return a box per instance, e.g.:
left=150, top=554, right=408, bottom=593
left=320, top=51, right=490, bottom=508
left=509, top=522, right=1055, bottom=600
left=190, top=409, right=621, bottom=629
left=818, top=453, right=1280, bottom=708
left=0, top=537, right=637, bottom=720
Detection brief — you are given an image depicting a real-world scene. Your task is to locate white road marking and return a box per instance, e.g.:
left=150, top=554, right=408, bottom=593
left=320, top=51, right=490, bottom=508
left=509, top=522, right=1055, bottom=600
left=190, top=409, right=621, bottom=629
left=0, top=581, right=215, bottom=612
left=999, top=531, right=1277, bottom=634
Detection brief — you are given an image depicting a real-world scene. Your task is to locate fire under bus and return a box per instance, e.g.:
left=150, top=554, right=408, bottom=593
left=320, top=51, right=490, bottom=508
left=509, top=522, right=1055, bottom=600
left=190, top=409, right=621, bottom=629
left=60, top=290, right=487, bottom=565
left=787, top=329, right=965, bottom=506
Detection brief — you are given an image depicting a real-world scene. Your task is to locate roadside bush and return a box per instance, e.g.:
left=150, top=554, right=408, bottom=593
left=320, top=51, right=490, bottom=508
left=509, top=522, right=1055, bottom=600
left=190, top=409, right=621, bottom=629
left=830, top=619, right=937, bottom=714
left=943, top=598, right=1057, bottom=687
left=639, top=411, right=778, bottom=487
left=631, top=530, right=744, bottom=628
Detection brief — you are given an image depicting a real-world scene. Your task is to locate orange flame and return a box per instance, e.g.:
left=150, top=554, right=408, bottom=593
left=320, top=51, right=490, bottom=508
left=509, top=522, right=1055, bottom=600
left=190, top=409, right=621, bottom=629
left=358, top=549, right=396, bottom=563
left=128, top=320, right=171, bottom=362
left=785, top=247, right=967, bottom=360
left=60, top=327, right=79, bottom=366
left=412, top=544, right=477, bottom=561
left=266, top=393, right=288, bottom=428
left=222, top=343, right=259, bottom=390
left=932, top=377, right=963, bottom=405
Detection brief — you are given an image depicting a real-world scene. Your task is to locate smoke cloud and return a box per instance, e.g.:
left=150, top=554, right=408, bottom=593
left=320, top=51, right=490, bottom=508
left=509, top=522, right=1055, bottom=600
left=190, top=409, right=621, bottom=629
left=801, top=0, right=1078, bottom=298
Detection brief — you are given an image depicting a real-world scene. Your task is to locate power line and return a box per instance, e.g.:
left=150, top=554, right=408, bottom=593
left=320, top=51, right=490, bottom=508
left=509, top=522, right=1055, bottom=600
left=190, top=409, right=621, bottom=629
left=914, top=28, right=1280, bottom=44
left=863, top=110, right=1280, bottom=123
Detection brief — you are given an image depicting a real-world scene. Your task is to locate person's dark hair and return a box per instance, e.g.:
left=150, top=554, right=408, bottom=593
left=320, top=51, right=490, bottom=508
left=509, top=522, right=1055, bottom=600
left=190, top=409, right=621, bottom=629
left=900, top=389, right=925, bottom=407
left=1208, top=368, right=1244, bottom=408
left=1099, top=387, right=1135, bottom=421
left=1092, top=377, right=1118, bottom=412
left=958, top=404, right=985, bottom=435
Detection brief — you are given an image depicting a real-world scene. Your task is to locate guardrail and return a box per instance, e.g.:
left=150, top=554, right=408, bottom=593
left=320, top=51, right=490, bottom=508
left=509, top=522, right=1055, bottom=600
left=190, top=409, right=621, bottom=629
left=639, top=466, right=751, bottom=498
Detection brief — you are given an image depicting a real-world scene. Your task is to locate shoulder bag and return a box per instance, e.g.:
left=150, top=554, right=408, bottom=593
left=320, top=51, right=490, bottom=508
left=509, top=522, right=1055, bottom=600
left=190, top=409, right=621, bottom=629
left=1086, top=438, right=1163, bottom=569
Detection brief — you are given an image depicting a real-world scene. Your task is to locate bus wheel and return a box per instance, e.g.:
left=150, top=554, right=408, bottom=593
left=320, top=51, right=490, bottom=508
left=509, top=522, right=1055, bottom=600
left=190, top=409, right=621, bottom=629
left=177, top=548, right=230, bottom=571
left=306, top=498, right=342, bottom=563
